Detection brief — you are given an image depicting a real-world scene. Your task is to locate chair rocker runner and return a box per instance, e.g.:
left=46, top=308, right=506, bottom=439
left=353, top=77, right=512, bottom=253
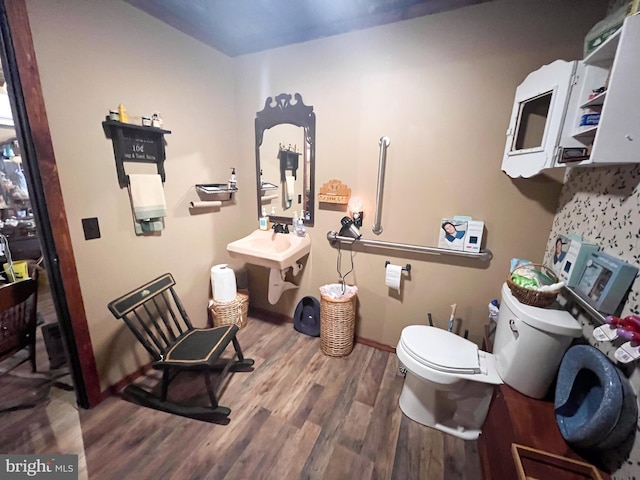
left=108, top=273, right=254, bottom=421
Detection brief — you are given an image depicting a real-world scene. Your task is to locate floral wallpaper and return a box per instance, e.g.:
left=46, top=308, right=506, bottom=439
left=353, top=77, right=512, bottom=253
left=543, top=163, right=640, bottom=479
left=544, top=164, right=640, bottom=317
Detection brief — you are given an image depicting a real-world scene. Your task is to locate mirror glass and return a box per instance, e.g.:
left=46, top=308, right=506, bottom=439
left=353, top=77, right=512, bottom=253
left=512, top=91, right=552, bottom=151
left=255, top=93, right=315, bottom=226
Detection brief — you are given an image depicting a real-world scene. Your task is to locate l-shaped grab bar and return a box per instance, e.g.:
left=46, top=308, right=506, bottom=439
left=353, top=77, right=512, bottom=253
left=372, top=136, right=390, bottom=235
left=327, top=231, right=493, bottom=262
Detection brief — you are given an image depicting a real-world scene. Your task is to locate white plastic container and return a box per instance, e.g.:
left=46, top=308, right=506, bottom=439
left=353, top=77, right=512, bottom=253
left=211, top=264, right=237, bottom=303
left=493, top=283, right=583, bottom=398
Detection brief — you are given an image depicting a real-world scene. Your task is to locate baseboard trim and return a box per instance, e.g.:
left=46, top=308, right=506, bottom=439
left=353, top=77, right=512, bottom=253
left=100, top=362, right=152, bottom=403
left=102, top=308, right=396, bottom=402
left=249, top=306, right=396, bottom=353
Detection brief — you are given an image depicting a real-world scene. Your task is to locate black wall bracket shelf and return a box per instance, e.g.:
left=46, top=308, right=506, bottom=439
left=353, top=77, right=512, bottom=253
left=102, top=119, right=171, bottom=188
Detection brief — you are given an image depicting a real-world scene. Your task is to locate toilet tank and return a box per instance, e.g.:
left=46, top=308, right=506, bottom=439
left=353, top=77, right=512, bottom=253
left=493, top=283, right=583, bottom=399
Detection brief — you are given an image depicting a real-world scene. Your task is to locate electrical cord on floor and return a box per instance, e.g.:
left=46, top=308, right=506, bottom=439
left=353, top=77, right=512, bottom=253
left=336, top=239, right=355, bottom=294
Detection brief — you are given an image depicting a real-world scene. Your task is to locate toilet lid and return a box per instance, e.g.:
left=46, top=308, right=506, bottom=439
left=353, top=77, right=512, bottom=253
left=400, top=325, right=481, bottom=374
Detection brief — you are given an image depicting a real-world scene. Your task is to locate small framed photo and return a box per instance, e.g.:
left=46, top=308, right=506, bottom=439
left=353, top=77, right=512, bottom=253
left=438, top=218, right=468, bottom=251
left=550, top=234, right=570, bottom=276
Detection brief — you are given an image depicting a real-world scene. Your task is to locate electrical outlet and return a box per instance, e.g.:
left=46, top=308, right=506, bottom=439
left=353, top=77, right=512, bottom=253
left=82, top=217, right=101, bottom=240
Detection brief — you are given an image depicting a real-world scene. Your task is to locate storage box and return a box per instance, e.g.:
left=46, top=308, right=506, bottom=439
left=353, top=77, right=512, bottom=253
left=551, top=236, right=599, bottom=287
left=584, top=6, right=626, bottom=56
left=575, top=252, right=638, bottom=314
left=438, top=218, right=467, bottom=252
left=579, top=113, right=601, bottom=127
left=463, top=220, right=484, bottom=253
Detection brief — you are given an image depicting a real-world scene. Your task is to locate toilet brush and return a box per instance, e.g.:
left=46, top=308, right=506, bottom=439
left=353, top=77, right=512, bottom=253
left=448, top=304, right=457, bottom=332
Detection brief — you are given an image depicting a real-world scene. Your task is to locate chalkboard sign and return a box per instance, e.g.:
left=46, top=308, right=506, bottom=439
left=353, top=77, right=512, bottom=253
left=122, top=132, right=159, bottom=162
left=102, top=119, right=171, bottom=188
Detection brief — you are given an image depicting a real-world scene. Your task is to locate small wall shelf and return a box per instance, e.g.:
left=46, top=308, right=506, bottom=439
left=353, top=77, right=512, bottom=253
left=195, top=184, right=237, bottom=201
left=318, top=179, right=351, bottom=205
left=102, top=119, right=171, bottom=188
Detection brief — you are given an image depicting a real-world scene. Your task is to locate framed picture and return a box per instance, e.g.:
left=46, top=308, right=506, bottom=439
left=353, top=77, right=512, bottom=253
left=438, top=218, right=467, bottom=251
left=550, top=234, right=570, bottom=276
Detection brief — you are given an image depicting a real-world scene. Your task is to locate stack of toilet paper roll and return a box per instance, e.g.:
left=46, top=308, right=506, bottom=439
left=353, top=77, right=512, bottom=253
left=211, top=264, right=237, bottom=302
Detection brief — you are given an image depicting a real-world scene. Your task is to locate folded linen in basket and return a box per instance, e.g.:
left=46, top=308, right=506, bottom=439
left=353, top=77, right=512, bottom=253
left=128, top=174, right=167, bottom=220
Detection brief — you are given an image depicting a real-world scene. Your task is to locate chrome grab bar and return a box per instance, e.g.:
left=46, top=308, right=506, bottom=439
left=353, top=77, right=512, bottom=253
left=372, top=136, right=390, bottom=235
left=326, top=231, right=493, bottom=262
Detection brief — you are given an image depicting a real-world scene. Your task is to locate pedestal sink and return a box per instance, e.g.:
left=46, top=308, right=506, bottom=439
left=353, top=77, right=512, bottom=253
left=227, top=229, right=311, bottom=304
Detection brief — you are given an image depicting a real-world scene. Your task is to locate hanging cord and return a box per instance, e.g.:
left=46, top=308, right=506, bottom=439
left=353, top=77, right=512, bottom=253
left=336, top=238, right=355, bottom=294
left=0, top=233, right=14, bottom=282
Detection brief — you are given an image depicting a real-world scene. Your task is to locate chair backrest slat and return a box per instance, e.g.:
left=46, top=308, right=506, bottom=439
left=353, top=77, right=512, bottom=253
left=122, top=313, right=162, bottom=359
left=142, top=301, right=172, bottom=347
left=152, top=294, right=180, bottom=340
left=107, top=273, right=194, bottom=361
left=170, top=287, right=194, bottom=331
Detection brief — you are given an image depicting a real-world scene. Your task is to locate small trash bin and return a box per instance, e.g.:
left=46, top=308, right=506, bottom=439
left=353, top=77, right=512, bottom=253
left=210, top=290, right=249, bottom=329
left=319, top=284, right=357, bottom=357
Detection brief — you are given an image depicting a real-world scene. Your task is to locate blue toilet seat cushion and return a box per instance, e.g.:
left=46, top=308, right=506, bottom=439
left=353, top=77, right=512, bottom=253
left=555, top=345, right=637, bottom=450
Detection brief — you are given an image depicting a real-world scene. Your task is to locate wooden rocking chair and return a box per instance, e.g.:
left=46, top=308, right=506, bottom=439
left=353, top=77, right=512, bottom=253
left=0, top=274, right=39, bottom=374
left=107, top=273, right=254, bottom=421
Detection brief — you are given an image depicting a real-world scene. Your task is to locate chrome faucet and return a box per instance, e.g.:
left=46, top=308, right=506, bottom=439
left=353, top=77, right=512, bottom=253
left=272, top=223, right=289, bottom=234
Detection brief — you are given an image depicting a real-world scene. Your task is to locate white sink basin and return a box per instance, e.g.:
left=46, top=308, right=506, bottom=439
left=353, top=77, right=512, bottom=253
left=227, top=229, right=311, bottom=270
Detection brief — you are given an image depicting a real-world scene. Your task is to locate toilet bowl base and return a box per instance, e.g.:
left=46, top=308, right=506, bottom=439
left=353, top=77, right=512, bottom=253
left=398, top=372, right=492, bottom=441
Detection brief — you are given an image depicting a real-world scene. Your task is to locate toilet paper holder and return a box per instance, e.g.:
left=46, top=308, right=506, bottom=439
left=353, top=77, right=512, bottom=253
left=385, top=261, right=411, bottom=272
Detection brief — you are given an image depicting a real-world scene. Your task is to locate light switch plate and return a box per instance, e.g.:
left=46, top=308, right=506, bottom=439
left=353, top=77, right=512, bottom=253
left=82, top=217, right=101, bottom=240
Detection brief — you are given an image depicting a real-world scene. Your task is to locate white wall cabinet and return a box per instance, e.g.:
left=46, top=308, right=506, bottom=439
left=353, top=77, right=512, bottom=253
left=502, top=13, right=640, bottom=178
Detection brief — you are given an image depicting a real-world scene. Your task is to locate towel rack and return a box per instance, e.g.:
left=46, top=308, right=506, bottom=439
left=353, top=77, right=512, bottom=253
left=327, top=231, right=493, bottom=262
left=102, top=119, right=171, bottom=188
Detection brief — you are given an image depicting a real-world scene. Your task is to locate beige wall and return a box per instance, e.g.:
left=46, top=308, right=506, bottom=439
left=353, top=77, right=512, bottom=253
left=234, top=1, right=607, bottom=346
left=25, top=0, right=257, bottom=389
left=24, top=0, right=607, bottom=391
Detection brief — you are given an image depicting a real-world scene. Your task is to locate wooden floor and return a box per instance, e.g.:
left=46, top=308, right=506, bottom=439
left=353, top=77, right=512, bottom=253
left=0, top=317, right=482, bottom=480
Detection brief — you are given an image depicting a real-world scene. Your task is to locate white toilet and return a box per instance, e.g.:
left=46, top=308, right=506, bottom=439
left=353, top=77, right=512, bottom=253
left=396, top=282, right=583, bottom=440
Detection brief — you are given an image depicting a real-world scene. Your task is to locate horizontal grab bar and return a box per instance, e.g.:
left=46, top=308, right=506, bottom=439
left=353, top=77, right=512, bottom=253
left=559, top=286, right=606, bottom=325
left=326, top=231, right=493, bottom=262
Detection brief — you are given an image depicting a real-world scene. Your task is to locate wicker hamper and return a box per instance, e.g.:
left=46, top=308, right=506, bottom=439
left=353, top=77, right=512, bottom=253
left=320, top=292, right=356, bottom=357
left=211, top=291, right=249, bottom=329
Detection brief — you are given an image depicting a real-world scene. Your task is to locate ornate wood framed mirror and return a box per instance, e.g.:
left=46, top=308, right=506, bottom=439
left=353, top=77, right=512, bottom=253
left=255, top=93, right=315, bottom=226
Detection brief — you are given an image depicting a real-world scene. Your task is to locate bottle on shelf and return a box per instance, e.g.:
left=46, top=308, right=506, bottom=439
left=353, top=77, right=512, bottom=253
left=228, top=167, right=237, bottom=190
left=117, top=104, right=128, bottom=123
left=259, top=207, right=270, bottom=231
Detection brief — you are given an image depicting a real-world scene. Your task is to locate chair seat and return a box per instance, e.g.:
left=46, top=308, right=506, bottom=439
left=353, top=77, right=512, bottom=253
left=161, top=325, right=239, bottom=367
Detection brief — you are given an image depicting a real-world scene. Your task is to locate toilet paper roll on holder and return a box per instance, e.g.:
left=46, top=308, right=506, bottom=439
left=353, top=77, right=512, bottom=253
left=385, top=261, right=411, bottom=272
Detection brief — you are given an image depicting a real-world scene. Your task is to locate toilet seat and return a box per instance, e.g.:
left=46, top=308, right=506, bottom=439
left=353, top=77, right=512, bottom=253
left=401, top=325, right=481, bottom=374
left=398, top=326, right=502, bottom=385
